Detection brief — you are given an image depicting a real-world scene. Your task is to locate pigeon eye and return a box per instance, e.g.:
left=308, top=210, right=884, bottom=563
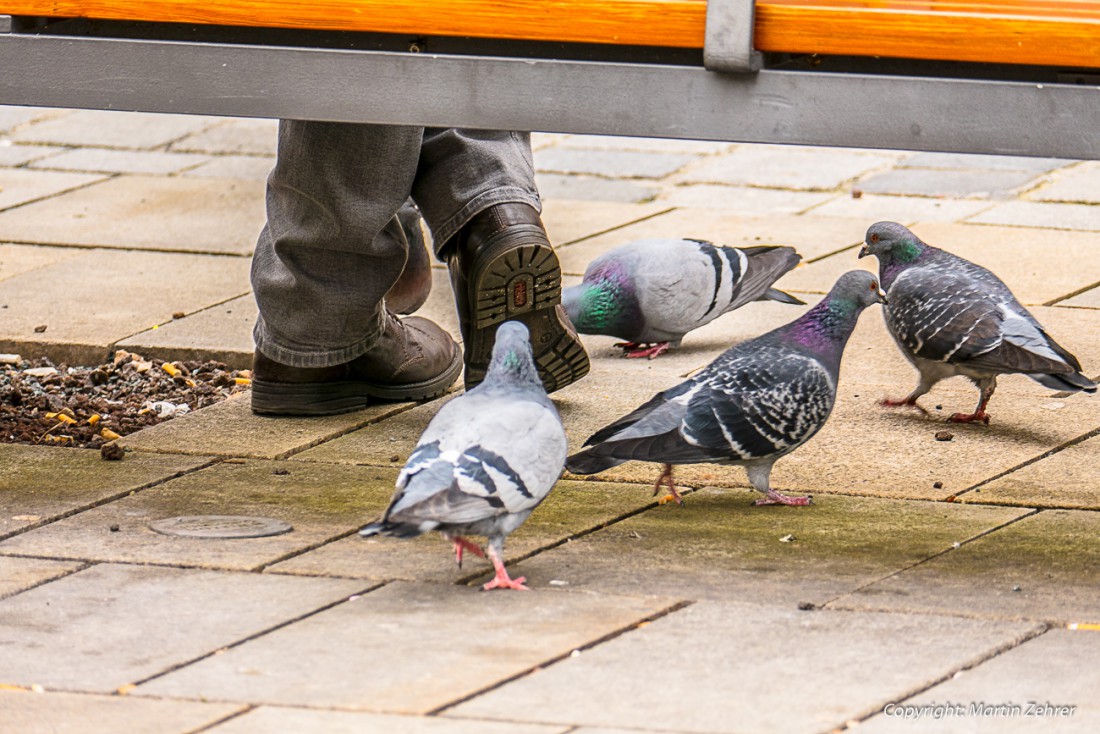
left=870, top=233, right=880, bottom=243
left=870, top=281, right=878, bottom=291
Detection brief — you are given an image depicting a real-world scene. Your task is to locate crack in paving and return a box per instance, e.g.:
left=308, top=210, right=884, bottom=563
left=0, top=559, right=90, bottom=601
left=184, top=705, right=256, bottom=734
left=557, top=206, right=675, bottom=248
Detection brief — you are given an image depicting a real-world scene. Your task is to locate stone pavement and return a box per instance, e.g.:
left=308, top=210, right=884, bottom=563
left=0, top=107, right=1098, bottom=734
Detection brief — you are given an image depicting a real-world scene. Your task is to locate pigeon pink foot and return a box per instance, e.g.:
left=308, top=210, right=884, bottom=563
left=614, top=341, right=671, bottom=359
left=652, top=463, right=685, bottom=506
left=947, top=410, right=991, bottom=425
left=754, top=487, right=812, bottom=506
left=451, top=536, right=485, bottom=568
left=481, top=544, right=529, bottom=591
left=879, top=396, right=927, bottom=413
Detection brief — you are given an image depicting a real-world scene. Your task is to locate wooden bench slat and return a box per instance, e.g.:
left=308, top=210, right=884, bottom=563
left=2, top=0, right=1099, bottom=68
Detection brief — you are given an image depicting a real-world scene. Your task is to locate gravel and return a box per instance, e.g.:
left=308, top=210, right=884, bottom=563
left=0, top=350, right=251, bottom=451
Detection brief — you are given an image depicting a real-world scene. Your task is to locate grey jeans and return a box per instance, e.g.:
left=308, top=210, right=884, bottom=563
left=251, top=121, right=540, bottom=368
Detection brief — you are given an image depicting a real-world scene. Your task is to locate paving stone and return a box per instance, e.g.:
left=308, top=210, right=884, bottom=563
left=675, top=146, right=899, bottom=190
left=0, top=106, right=67, bottom=134
left=9, top=110, right=219, bottom=149
left=1060, top=287, right=1100, bottom=309
left=535, top=173, right=659, bottom=203
left=1029, top=161, right=1100, bottom=204
left=507, top=489, right=1027, bottom=605
left=170, top=118, right=279, bottom=156
left=0, top=556, right=83, bottom=599
left=655, top=184, right=835, bottom=214
left=0, top=563, right=364, bottom=692
left=540, top=198, right=668, bottom=246
left=967, top=434, right=1100, bottom=510
left=968, top=201, right=1100, bottom=231
left=0, top=460, right=399, bottom=570
left=808, top=192, right=993, bottom=222
left=0, top=248, right=252, bottom=366
left=0, top=175, right=266, bottom=254
left=0, top=443, right=210, bottom=540
left=555, top=209, right=868, bottom=275
left=0, top=168, right=104, bottom=212
left=136, top=581, right=680, bottom=712
left=208, top=707, right=569, bottom=734
left=447, top=601, right=1039, bottom=733
left=857, top=169, right=1041, bottom=199
left=898, top=152, right=1071, bottom=172
left=536, top=148, right=699, bottom=179
left=834, top=510, right=1100, bottom=623
left=556, top=134, right=734, bottom=155
left=181, top=155, right=275, bottom=180
left=0, top=242, right=84, bottom=283
left=0, top=690, right=243, bottom=734
left=267, top=478, right=658, bottom=585
left=117, top=293, right=258, bottom=370
left=29, top=148, right=210, bottom=175
left=0, top=143, right=67, bottom=167
left=857, top=629, right=1100, bottom=734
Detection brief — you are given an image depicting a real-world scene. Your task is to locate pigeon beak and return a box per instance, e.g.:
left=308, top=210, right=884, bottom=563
left=877, top=288, right=888, bottom=305
left=857, top=243, right=870, bottom=259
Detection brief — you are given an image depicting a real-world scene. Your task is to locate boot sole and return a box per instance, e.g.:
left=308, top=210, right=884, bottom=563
left=250, top=349, right=461, bottom=416
left=463, top=240, right=589, bottom=393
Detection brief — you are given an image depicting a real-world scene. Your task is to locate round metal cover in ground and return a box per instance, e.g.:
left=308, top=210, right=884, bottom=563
left=149, top=515, right=293, bottom=539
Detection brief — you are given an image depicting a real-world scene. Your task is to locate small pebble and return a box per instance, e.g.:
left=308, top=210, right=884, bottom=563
left=109, top=524, right=120, bottom=532
left=273, top=468, right=290, bottom=476
left=933, top=481, right=944, bottom=489
left=1012, top=584, right=1022, bottom=592
left=389, top=454, right=401, bottom=462
left=101, top=442, right=125, bottom=461
left=935, top=430, right=954, bottom=442
left=33, top=324, right=47, bottom=333
left=172, top=312, right=186, bottom=319
left=851, top=189, right=863, bottom=199
left=797, top=601, right=816, bottom=611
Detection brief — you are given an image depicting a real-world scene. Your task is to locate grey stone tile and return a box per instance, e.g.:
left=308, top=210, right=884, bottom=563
left=858, top=630, right=1100, bottom=734
left=118, top=293, right=257, bottom=370
left=655, top=183, right=835, bottom=214
left=968, top=202, right=1100, bottom=231
left=536, top=148, right=699, bottom=179
left=0, top=563, right=364, bottom=692
left=540, top=198, right=668, bottom=246
left=9, top=110, right=219, bottom=149
left=0, top=243, right=84, bottom=283
left=136, top=581, right=680, bottom=712
left=0, top=556, right=83, bottom=599
left=964, top=435, right=1100, bottom=510
left=0, top=248, right=251, bottom=366
left=170, top=118, right=279, bottom=156
left=676, top=146, right=899, bottom=190
left=858, top=169, right=1042, bottom=199
left=181, top=155, right=275, bottom=180
left=447, top=601, right=1039, bottom=733
left=0, top=143, right=67, bottom=167
left=0, top=107, right=69, bottom=134
left=0, top=443, right=211, bottom=540
left=208, top=707, right=569, bottom=734
left=1031, top=161, right=1100, bottom=204
left=0, top=175, right=266, bottom=254
left=898, top=152, right=1071, bottom=172
left=1060, top=287, right=1100, bottom=309
left=0, top=168, right=104, bottom=212
left=834, top=510, right=1100, bottom=623
left=535, top=173, right=659, bottom=203
left=29, top=148, right=210, bottom=175
left=118, top=392, right=417, bottom=460
left=556, top=134, right=734, bottom=155
left=809, top=192, right=993, bottom=222
left=0, top=460, right=398, bottom=570
left=0, top=690, right=242, bottom=734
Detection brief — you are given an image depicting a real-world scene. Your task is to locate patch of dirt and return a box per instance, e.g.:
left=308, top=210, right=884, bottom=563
left=0, top=350, right=251, bottom=450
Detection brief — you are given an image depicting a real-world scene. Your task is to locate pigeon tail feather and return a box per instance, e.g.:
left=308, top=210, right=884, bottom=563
left=1028, top=371, right=1098, bottom=393
left=760, top=287, right=805, bottom=305
left=565, top=449, right=627, bottom=475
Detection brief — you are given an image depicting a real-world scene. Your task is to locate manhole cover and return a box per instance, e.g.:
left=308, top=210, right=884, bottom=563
left=149, top=515, right=292, bottom=539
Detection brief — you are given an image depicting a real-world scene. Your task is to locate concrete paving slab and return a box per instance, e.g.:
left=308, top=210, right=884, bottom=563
left=0, top=106, right=66, bottom=134
left=655, top=184, right=835, bottom=214
left=969, top=201, right=1100, bottom=231
left=0, top=248, right=252, bottom=366
left=540, top=198, right=668, bottom=246
left=0, top=690, right=243, bottom=734
left=808, top=192, right=993, bottom=222
left=209, top=707, right=569, bottom=734
left=8, top=110, right=219, bottom=149
left=181, top=155, right=275, bottom=180
left=170, top=118, right=279, bottom=156
left=1060, top=287, right=1100, bottom=309
left=535, top=173, right=660, bottom=204
left=0, top=556, right=83, bottom=599
left=0, top=143, right=66, bottom=167
left=118, top=392, right=419, bottom=460
left=1030, top=161, right=1100, bottom=204
left=136, top=581, right=681, bottom=712
left=536, top=148, right=699, bottom=179
left=675, top=145, right=900, bottom=190
left=0, top=175, right=265, bottom=254
left=556, top=209, right=868, bottom=275
left=0, top=563, right=365, bottom=692
left=858, top=629, right=1100, bottom=734
left=834, top=510, right=1100, bottom=623
left=970, top=434, right=1100, bottom=510
left=503, top=489, right=1027, bottom=605
left=0, top=168, right=104, bottom=212
left=29, top=148, right=210, bottom=175
left=267, top=478, right=659, bottom=585
left=117, top=293, right=257, bottom=370
left=556, top=134, right=734, bottom=155
left=0, top=443, right=211, bottom=540
left=897, top=152, right=1070, bottom=172
left=857, top=169, right=1041, bottom=199
left=0, top=242, right=84, bottom=282
left=0, top=460, right=400, bottom=570
left=447, top=601, right=1039, bottom=733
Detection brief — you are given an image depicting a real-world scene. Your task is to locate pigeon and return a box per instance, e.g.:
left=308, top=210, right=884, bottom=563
left=566, top=271, right=886, bottom=506
left=859, top=221, right=1096, bottom=424
left=562, top=238, right=803, bottom=359
left=359, top=321, right=567, bottom=590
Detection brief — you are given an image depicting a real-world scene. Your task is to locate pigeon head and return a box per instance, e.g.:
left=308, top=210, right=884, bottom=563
left=562, top=262, right=641, bottom=338
left=830, top=269, right=888, bottom=309
left=858, top=221, right=927, bottom=264
left=785, top=270, right=885, bottom=353
left=485, top=321, right=541, bottom=387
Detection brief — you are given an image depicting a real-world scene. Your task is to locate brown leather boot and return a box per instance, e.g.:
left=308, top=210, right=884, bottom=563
left=250, top=310, right=461, bottom=415
left=384, top=202, right=433, bottom=315
left=446, top=203, right=589, bottom=392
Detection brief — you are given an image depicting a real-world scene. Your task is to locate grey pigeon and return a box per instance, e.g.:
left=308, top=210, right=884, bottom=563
left=566, top=271, right=886, bottom=506
left=563, top=238, right=803, bottom=359
left=360, top=321, right=567, bottom=590
left=859, top=221, right=1096, bottom=424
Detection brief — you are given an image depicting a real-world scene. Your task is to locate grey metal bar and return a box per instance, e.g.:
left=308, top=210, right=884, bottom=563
left=704, top=0, right=761, bottom=73
left=0, top=33, right=1097, bottom=158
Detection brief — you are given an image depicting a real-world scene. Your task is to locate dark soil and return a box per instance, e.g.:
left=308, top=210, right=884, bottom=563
left=0, top=350, right=251, bottom=450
